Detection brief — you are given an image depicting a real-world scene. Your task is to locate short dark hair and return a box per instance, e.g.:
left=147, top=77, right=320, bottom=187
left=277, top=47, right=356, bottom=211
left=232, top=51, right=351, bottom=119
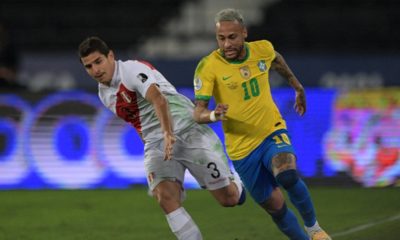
left=78, top=36, right=110, bottom=60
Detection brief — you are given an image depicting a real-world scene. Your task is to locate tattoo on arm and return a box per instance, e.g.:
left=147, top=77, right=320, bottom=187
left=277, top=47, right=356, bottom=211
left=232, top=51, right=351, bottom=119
left=271, top=51, right=303, bottom=91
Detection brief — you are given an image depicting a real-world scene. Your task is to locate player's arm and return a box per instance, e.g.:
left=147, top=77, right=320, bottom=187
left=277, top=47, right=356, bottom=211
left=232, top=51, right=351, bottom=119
left=145, top=84, right=175, bottom=160
left=271, top=51, right=306, bottom=116
left=193, top=100, right=228, bottom=123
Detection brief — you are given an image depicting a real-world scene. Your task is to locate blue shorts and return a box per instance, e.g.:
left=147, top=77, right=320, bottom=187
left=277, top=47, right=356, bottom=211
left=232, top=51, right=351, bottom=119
left=232, top=129, right=296, bottom=204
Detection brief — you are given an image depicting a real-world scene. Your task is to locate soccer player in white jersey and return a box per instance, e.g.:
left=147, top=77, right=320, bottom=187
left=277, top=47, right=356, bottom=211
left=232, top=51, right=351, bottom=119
left=78, top=36, right=245, bottom=240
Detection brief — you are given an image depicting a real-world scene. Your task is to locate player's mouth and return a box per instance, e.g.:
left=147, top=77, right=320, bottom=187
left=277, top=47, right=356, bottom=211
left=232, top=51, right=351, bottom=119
left=95, top=73, right=105, bottom=80
left=224, top=49, right=238, bottom=59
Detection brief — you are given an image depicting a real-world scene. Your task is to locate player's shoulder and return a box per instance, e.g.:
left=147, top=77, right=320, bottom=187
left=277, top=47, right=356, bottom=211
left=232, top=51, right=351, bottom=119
left=248, top=39, right=274, bottom=47
left=248, top=40, right=274, bottom=51
left=119, top=59, right=148, bottom=72
left=118, top=59, right=155, bottom=82
left=248, top=40, right=275, bottom=60
left=195, top=53, right=214, bottom=75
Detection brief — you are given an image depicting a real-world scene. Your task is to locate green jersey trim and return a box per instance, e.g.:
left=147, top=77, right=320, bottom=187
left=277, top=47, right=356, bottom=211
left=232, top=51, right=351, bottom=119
left=222, top=43, right=250, bottom=64
left=195, top=95, right=212, bottom=101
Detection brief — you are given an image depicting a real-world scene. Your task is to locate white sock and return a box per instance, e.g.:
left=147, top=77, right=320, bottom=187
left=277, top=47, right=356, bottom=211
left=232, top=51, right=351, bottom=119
left=166, top=207, right=202, bottom=240
left=305, top=220, right=320, bottom=234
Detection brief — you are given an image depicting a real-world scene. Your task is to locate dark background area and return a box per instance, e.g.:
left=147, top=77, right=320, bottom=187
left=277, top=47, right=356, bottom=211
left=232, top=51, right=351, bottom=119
left=0, top=0, right=398, bottom=52
left=0, top=0, right=399, bottom=89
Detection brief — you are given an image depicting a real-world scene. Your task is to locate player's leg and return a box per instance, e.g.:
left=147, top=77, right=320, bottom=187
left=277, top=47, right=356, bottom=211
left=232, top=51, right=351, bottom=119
left=272, top=153, right=331, bottom=240
left=268, top=130, right=331, bottom=240
left=260, top=187, right=309, bottom=240
left=233, top=147, right=309, bottom=240
left=208, top=173, right=246, bottom=207
left=153, top=180, right=202, bottom=240
left=152, top=180, right=183, bottom=213
left=179, top=124, right=245, bottom=206
left=184, top=150, right=245, bottom=207
left=145, top=140, right=202, bottom=240
left=272, top=153, right=316, bottom=227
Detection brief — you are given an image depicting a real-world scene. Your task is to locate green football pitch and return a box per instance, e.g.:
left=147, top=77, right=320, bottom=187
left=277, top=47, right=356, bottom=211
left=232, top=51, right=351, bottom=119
left=0, top=187, right=399, bottom=240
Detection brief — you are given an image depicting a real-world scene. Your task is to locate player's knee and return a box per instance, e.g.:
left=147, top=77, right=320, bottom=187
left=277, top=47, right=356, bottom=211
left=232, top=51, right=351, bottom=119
left=218, top=194, right=238, bottom=207
left=155, top=188, right=181, bottom=210
left=276, top=169, right=299, bottom=190
left=268, top=203, right=288, bottom=221
left=157, top=190, right=178, bottom=202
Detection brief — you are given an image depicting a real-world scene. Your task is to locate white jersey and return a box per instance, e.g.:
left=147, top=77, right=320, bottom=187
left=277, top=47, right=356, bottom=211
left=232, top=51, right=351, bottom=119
left=98, top=59, right=196, bottom=143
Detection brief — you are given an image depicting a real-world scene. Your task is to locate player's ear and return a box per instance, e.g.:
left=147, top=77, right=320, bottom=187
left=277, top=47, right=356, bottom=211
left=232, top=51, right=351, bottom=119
left=243, top=27, right=248, bottom=39
left=108, top=50, right=115, bottom=60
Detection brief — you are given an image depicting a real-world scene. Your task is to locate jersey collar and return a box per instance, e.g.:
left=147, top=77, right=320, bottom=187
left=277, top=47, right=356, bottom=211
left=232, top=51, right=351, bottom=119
left=100, top=60, right=120, bottom=88
left=219, top=43, right=249, bottom=64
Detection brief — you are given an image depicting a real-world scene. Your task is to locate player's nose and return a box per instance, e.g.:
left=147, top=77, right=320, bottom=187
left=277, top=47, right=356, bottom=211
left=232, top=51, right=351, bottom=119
left=224, top=40, right=231, bottom=48
left=92, top=65, right=101, bottom=74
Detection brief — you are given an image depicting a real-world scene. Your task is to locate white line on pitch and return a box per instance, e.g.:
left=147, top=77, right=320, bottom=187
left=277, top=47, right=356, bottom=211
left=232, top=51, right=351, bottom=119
left=331, top=213, right=400, bottom=238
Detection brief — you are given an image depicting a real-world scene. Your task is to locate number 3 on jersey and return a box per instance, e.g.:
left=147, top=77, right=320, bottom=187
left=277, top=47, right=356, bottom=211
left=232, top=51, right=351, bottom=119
left=242, top=78, right=260, bottom=100
left=207, top=162, right=220, bottom=179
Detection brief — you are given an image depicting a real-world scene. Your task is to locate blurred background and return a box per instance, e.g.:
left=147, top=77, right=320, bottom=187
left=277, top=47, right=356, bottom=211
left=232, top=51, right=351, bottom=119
left=0, top=0, right=399, bottom=189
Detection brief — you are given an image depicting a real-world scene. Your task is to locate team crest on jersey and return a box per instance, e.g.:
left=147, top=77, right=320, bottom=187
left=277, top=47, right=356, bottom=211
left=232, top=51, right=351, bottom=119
left=258, top=60, right=267, bottom=72
left=194, top=77, right=202, bottom=90
left=239, top=66, right=251, bottom=79
left=120, top=91, right=132, bottom=103
left=137, top=73, right=148, bottom=83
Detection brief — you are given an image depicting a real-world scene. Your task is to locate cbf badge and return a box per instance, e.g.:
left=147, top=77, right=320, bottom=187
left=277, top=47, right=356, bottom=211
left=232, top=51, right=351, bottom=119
left=258, top=60, right=267, bottom=72
left=194, top=77, right=202, bottom=90
left=239, top=66, right=251, bottom=79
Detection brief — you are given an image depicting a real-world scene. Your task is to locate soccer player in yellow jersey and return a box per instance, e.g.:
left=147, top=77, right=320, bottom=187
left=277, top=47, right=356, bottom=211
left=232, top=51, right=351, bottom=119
left=193, top=8, right=331, bottom=240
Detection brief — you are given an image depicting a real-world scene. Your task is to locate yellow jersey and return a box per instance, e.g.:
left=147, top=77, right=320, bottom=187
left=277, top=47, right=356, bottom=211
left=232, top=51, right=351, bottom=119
left=194, top=40, right=287, bottom=160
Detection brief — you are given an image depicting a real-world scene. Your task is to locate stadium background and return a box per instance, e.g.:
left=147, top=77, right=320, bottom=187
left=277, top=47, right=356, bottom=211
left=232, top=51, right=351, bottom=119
left=0, top=1, right=399, bottom=239
left=1, top=0, right=398, bottom=189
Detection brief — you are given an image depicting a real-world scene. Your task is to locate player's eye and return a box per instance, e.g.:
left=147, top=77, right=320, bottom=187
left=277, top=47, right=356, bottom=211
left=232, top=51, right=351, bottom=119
left=229, top=34, right=237, bottom=40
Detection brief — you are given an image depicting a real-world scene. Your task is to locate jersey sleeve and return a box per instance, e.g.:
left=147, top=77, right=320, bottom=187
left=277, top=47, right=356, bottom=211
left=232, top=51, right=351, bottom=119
left=121, top=60, right=157, bottom=98
left=193, top=57, right=215, bottom=101
left=261, top=40, right=276, bottom=62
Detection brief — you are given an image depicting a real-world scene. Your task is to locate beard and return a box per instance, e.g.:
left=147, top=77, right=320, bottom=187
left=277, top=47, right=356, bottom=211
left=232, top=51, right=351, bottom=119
left=223, top=44, right=245, bottom=60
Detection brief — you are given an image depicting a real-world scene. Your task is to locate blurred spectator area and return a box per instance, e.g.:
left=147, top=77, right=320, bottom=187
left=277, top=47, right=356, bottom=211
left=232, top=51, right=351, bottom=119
left=0, top=0, right=399, bottom=90
left=0, top=0, right=399, bottom=54
left=248, top=0, right=400, bottom=54
left=0, top=0, right=189, bottom=51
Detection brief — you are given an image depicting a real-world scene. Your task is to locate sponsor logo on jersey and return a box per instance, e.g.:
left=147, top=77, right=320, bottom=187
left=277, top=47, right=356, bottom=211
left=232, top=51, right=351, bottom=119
left=239, top=66, right=251, bottom=79
left=137, top=73, right=148, bottom=83
left=194, top=77, right=202, bottom=90
left=120, top=91, right=132, bottom=103
left=226, top=82, right=238, bottom=90
left=258, top=60, right=267, bottom=72
left=222, top=75, right=232, bottom=81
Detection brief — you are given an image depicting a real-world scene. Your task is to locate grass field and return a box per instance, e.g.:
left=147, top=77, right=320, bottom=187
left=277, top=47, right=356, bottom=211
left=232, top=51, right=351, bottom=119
left=0, top=187, right=399, bottom=240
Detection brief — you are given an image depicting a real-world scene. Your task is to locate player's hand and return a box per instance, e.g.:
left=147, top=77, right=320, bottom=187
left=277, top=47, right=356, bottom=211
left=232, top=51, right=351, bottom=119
left=214, top=103, right=229, bottom=121
left=294, top=88, right=306, bottom=116
left=163, top=132, right=176, bottom=161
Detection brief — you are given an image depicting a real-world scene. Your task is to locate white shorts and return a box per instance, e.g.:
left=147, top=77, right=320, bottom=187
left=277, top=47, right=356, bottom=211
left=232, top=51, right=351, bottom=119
left=144, top=124, right=233, bottom=192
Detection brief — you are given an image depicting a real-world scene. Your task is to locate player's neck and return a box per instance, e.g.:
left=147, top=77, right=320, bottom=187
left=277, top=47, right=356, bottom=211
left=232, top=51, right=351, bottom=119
left=237, top=48, right=247, bottom=60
